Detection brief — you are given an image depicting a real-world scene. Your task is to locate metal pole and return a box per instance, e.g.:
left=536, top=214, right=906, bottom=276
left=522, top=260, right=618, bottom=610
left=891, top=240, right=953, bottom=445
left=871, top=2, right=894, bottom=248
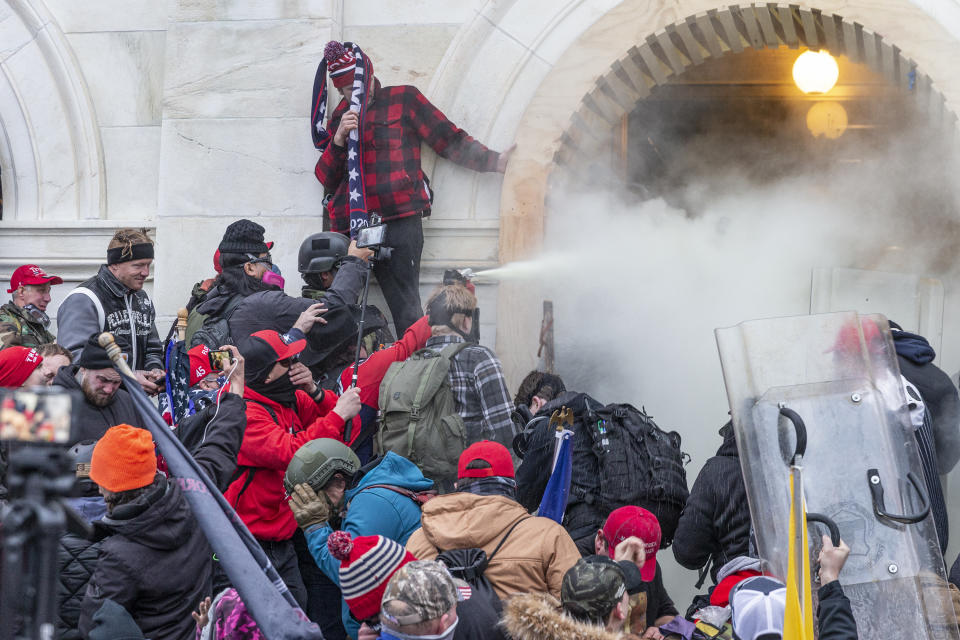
left=345, top=260, right=374, bottom=443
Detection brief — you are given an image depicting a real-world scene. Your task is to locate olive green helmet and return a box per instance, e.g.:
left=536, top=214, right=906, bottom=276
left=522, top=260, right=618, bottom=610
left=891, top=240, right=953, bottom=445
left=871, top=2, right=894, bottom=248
left=284, top=438, right=361, bottom=495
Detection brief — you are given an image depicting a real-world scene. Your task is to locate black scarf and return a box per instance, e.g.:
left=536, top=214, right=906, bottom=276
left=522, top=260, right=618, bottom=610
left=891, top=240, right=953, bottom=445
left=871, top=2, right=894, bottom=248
left=248, top=375, right=298, bottom=407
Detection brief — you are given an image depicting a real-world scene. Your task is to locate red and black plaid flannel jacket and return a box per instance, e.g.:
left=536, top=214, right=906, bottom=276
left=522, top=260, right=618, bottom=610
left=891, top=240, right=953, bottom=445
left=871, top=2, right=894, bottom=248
left=314, top=82, right=501, bottom=233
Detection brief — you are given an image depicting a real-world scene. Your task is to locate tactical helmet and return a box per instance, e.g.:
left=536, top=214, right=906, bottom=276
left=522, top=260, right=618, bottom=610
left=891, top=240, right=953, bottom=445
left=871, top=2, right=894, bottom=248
left=298, top=232, right=350, bottom=274
left=69, top=439, right=98, bottom=496
left=284, top=438, right=361, bottom=494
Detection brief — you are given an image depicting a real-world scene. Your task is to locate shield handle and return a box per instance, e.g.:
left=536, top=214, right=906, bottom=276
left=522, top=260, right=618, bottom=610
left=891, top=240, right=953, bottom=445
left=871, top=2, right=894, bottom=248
left=867, top=469, right=931, bottom=525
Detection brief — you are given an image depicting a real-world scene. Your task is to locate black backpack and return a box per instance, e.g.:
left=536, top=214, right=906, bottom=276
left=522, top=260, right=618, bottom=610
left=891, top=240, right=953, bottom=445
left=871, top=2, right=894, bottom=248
left=514, top=392, right=602, bottom=515
left=435, top=517, right=530, bottom=616
left=515, top=394, right=689, bottom=554
left=591, top=403, right=689, bottom=547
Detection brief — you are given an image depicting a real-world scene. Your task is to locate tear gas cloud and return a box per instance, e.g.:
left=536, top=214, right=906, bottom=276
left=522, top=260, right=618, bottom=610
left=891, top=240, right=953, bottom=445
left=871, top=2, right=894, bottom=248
left=481, top=117, right=960, bottom=468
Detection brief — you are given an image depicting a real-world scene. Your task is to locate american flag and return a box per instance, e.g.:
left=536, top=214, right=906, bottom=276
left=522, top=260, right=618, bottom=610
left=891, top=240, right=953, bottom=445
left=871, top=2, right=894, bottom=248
left=311, top=42, right=372, bottom=238
left=160, top=339, right=192, bottom=425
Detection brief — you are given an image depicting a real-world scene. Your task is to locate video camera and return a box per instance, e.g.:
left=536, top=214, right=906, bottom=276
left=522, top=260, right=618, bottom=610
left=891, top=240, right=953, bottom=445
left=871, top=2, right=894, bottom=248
left=355, top=220, right=393, bottom=262
left=1, top=387, right=89, bottom=640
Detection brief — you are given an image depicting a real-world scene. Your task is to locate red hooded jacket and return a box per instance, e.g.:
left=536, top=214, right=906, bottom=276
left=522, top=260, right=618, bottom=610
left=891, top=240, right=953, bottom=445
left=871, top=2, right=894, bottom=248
left=340, top=315, right=431, bottom=447
left=224, top=386, right=345, bottom=541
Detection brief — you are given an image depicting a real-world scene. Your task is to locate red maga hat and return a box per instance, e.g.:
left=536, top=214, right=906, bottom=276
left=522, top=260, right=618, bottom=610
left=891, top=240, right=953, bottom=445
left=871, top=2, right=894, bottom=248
left=457, top=440, right=515, bottom=479
left=7, top=265, right=63, bottom=293
left=602, top=506, right=661, bottom=582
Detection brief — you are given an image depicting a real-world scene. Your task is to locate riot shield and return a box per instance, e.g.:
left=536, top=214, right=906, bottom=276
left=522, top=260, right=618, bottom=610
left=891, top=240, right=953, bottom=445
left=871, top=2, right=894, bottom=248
left=716, top=311, right=958, bottom=639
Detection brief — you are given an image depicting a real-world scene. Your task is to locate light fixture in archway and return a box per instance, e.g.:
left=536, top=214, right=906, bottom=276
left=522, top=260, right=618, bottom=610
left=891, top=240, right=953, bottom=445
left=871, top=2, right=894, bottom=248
left=806, top=102, right=848, bottom=138
left=793, top=50, right=840, bottom=94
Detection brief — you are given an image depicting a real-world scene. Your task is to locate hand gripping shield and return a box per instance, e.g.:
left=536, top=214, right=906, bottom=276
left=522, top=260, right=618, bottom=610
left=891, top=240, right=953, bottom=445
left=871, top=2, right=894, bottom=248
left=716, top=311, right=958, bottom=639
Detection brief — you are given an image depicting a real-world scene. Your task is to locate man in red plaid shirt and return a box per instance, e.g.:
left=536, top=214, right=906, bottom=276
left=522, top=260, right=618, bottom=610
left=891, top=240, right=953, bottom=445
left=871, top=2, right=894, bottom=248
left=314, top=41, right=514, bottom=335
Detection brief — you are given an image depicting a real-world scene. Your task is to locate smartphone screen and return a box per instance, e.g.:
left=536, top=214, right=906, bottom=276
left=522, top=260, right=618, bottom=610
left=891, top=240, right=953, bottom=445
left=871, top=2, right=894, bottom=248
left=356, top=224, right=386, bottom=248
left=208, top=349, right=232, bottom=371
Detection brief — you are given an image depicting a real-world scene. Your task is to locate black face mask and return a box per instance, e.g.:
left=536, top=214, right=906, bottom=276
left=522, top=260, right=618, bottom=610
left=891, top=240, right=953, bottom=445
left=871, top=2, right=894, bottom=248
left=249, top=373, right=297, bottom=406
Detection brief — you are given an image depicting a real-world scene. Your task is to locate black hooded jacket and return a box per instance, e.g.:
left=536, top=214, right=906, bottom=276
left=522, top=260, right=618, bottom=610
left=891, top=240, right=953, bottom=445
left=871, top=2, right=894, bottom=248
left=74, top=397, right=242, bottom=640
left=892, top=328, right=960, bottom=473
left=53, top=365, right=141, bottom=445
left=78, top=478, right=210, bottom=640
left=816, top=581, right=859, bottom=640
left=672, top=422, right=751, bottom=585
left=189, top=284, right=246, bottom=349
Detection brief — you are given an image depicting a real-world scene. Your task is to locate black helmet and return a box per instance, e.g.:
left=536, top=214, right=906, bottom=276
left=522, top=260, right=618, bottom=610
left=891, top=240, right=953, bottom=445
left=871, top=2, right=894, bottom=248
left=69, top=439, right=99, bottom=496
left=298, top=232, right=350, bottom=274
left=284, top=438, right=361, bottom=495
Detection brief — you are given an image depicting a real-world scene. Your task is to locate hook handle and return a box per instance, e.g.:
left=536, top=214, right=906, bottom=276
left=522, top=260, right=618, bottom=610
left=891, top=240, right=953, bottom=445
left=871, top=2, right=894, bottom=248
left=779, top=407, right=808, bottom=465
left=867, top=468, right=930, bottom=525
left=806, top=512, right=841, bottom=546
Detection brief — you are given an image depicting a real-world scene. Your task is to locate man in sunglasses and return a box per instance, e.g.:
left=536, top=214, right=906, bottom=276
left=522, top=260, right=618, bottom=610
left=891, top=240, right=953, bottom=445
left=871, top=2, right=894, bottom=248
left=225, top=329, right=362, bottom=608
left=189, top=219, right=287, bottom=349
left=0, top=264, right=63, bottom=349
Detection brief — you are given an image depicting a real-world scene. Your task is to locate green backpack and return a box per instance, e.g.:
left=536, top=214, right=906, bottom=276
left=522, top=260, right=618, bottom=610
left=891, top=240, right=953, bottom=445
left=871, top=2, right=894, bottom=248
left=377, top=342, right=470, bottom=493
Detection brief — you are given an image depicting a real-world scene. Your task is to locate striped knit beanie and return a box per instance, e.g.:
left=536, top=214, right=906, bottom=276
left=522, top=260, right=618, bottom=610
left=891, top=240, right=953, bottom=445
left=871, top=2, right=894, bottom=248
left=328, top=531, right=416, bottom=621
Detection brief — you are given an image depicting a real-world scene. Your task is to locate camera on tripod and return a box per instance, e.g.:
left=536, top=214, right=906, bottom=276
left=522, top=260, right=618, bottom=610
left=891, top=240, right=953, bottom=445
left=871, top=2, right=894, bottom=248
left=1, top=386, right=87, bottom=640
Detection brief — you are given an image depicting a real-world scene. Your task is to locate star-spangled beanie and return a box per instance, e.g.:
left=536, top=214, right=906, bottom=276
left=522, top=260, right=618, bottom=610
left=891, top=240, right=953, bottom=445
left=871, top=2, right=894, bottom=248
left=327, top=531, right=416, bottom=621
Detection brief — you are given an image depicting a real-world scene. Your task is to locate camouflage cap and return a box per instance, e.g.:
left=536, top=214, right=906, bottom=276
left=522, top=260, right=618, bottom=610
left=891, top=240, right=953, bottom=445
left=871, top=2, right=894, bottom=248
left=561, top=557, right=626, bottom=623
left=381, top=560, right=460, bottom=626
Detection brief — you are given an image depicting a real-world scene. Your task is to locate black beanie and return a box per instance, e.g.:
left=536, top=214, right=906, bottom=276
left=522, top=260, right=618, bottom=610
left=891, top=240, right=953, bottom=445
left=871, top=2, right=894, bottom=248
left=218, top=219, right=271, bottom=255
left=75, top=334, right=115, bottom=370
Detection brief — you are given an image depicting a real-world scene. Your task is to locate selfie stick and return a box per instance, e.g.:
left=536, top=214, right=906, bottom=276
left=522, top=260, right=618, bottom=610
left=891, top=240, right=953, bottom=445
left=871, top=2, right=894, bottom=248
left=345, top=260, right=373, bottom=443
left=97, top=332, right=323, bottom=639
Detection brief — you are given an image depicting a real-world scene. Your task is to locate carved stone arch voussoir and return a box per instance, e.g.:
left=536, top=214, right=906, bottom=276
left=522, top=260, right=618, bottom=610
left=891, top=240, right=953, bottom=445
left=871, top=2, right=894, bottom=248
left=0, top=0, right=105, bottom=222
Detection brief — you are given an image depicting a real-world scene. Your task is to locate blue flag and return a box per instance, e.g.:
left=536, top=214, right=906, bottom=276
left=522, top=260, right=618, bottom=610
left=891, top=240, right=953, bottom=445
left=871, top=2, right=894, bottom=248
left=538, top=431, right=573, bottom=523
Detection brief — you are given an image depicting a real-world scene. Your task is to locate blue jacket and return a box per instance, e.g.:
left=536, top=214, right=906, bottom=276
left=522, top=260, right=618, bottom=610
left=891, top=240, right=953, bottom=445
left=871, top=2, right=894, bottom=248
left=304, top=452, right=434, bottom=635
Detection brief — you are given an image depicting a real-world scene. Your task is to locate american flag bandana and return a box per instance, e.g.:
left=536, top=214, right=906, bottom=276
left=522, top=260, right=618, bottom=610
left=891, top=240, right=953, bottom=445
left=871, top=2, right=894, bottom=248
left=311, top=41, right=373, bottom=239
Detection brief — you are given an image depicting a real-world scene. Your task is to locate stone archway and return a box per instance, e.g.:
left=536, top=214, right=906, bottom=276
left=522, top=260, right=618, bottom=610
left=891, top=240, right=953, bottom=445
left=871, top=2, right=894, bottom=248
left=552, top=5, right=955, bottom=167
left=423, top=0, right=960, bottom=384
left=0, top=0, right=104, bottom=222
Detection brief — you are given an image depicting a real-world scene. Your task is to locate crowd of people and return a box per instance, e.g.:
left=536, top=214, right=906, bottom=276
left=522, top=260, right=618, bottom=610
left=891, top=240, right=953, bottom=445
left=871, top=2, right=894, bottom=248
left=0, top=38, right=958, bottom=640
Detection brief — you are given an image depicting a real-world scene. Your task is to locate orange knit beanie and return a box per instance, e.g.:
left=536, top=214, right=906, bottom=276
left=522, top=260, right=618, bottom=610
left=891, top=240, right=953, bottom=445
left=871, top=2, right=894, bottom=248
left=89, top=424, right=157, bottom=492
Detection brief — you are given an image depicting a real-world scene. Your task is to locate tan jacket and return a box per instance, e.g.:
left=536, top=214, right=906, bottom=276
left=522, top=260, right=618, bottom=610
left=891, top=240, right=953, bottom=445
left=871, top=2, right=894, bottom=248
left=405, top=493, right=581, bottom=600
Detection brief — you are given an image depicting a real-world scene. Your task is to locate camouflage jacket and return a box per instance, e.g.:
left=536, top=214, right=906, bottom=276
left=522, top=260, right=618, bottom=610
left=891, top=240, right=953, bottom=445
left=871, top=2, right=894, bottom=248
left=301, top=287, right=328, bottom=301
left=0, top=301, right=56, bottom=349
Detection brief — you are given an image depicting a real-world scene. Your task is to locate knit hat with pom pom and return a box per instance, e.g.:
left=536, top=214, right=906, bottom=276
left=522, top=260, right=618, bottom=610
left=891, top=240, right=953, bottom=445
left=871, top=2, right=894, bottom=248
left=328, top=530, right=417, bottom=621
left=325, top=41, right=357, bottom=89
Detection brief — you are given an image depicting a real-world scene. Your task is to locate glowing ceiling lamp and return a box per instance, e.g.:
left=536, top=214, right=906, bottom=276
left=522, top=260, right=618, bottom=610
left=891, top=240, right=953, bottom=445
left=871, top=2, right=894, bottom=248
left=793, top=50, right=839, bottom=94
left=806, top=101, right=848, bottom=139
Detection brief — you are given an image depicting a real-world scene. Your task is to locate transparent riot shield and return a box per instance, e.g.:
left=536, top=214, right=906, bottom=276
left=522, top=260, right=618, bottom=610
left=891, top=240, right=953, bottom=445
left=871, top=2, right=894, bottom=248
left=716, top=311, right=958, bottom=639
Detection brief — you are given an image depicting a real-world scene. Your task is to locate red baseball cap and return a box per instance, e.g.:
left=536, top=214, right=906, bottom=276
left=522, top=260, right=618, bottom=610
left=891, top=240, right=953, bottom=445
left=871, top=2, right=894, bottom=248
left=457, top=441, right=515, bottom=479
left=827, top=317, right=884, bottom=355
left=0, top=347, right=43, bottom=387
left=187, top=344, right=214, bottom=386
left=7, top=265, right=63, bottom=293
left=602, top=506, right=661, bottom=581
left=250, top=330, right=306, bottom=361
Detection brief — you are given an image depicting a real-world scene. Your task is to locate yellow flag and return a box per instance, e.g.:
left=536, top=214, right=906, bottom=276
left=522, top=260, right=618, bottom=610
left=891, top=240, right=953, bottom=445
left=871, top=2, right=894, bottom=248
left=784, top=473, right=815, bottom=639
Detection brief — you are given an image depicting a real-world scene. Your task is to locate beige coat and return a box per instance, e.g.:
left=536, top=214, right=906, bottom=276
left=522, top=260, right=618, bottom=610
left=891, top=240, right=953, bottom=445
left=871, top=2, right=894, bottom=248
left=405, top=492, right=581, bottom=600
